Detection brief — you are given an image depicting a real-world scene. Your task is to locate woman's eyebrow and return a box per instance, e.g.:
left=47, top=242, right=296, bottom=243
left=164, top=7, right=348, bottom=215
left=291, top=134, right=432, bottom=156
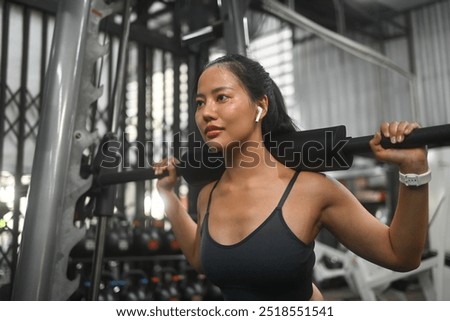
left=196, top=86, right=234, bottom=98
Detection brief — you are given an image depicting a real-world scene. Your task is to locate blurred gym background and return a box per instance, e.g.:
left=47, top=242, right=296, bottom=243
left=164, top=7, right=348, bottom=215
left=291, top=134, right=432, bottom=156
left=0, top=0, right=449, bottom=301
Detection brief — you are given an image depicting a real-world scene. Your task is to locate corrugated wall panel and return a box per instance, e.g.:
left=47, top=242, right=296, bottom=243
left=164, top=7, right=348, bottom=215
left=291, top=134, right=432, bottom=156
left=293, top=31, right=397, bottom=137
left=412, top=1, right=450, bottom=125
left=292, top=1, right=450, bottom=136
left=382, top=14, right=416, bottom=124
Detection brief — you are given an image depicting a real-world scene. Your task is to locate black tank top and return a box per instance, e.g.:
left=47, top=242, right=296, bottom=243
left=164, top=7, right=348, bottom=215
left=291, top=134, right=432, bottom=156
left=200, top=171, right=315, bottom=301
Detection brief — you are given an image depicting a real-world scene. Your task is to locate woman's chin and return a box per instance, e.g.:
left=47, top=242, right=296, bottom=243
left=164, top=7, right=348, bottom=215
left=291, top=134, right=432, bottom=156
left=204, top=140, right=225, bottom=153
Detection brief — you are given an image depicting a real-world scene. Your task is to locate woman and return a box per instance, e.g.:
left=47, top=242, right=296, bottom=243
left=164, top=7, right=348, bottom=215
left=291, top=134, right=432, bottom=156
left=153, top=54, right=429, bottom=301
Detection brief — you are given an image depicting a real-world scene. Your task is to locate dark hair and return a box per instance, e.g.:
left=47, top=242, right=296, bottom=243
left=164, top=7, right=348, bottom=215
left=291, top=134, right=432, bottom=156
left=198, top=54, right=298, bottom=137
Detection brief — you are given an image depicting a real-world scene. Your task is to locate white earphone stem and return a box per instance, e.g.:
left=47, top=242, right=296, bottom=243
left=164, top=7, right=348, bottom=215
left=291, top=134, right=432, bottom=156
left=255, top=106, right=263, bottom=123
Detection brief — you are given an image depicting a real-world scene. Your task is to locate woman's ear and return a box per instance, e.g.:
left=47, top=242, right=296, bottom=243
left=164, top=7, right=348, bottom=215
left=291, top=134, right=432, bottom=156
left=256, top=106, right=263, bottom=123
left=256, top=95, right=268, bottom=121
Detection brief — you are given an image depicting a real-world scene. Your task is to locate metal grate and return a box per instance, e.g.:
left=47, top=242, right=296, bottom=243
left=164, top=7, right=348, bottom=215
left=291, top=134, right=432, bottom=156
left=0, top=1, right=53, bottom=298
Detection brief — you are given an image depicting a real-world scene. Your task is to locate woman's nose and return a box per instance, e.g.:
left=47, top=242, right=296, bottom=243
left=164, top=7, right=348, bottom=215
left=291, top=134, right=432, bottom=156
left=201, top=101, right=218, bottom=121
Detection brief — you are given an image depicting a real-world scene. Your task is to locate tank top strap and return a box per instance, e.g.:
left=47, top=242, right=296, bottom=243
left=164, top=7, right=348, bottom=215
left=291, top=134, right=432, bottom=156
left=205, top=179, right=221, bottom=214
left=276, top=170, right=301, bottom=209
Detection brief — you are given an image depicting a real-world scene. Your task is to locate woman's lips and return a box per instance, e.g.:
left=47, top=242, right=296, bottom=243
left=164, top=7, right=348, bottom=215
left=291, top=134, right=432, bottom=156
left=206, top=130, right=221, bottom=139
left=205, top=126, right=223, bottom=139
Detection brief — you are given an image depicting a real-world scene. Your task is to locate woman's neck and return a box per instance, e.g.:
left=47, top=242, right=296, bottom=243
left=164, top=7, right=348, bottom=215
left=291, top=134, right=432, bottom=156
left=221, top=140, right=281, bottom=181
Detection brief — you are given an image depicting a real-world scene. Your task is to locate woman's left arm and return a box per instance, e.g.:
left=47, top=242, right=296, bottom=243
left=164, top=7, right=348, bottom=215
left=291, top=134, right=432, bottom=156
left=319, top=121, right=429, bottom=272
left=369, top=121, right=429, bottom=270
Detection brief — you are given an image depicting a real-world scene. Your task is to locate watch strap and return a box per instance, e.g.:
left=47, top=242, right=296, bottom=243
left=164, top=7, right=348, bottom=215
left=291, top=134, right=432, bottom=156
left=399, top=169, right=431, bottom=187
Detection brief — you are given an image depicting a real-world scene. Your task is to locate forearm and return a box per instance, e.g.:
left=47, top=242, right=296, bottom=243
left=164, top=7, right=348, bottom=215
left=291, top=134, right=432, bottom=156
left=158, top=190, right=200, bottom=270
left=389, top=165, right=429, bottom=269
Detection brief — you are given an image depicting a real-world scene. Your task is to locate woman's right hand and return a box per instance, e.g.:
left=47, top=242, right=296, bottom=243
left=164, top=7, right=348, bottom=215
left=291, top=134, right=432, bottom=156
left=153, top=157, right=179, bottom=192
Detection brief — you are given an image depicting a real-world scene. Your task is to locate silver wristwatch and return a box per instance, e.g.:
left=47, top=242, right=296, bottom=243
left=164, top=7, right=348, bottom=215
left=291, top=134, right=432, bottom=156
left=398, top=169, right=431, bottom=187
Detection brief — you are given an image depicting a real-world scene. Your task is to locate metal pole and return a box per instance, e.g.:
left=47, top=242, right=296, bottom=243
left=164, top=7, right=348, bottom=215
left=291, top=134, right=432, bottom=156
left=0, top=1, right=10, bottom=174
left=221, top=0, right=251, bottom=55
left=90, top=0, right=132, bottom=301
left=12, top=0, right=92, bottom=300
left=108, top=0, right=132, bottom=135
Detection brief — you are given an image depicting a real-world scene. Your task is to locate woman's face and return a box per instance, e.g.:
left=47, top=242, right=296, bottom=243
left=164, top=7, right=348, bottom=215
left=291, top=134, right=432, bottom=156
left=195, top=65, right=262, bottom=151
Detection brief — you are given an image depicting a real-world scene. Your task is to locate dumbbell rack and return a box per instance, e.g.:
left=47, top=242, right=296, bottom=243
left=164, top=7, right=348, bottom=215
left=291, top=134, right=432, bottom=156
left=68, top=217, right=223, bottom=301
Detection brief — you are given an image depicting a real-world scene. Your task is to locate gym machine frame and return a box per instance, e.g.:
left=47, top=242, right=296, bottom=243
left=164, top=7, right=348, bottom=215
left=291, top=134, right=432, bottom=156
left=12, top=0, right=125, bottom=300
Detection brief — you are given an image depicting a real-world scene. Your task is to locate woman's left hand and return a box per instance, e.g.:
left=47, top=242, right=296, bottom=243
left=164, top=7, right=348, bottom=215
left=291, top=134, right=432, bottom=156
left=369, top=121, right=429, bottom=174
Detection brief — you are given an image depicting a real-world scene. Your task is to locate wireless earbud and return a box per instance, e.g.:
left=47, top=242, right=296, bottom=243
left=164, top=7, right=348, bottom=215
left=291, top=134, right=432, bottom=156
left=255, top=106, right=263, bottom=123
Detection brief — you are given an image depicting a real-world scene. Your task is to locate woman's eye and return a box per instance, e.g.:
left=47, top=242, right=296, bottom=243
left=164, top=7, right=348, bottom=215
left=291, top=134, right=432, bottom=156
left=195, top=100, right=204, bottom=108
left=217, top=94, right=228, bottom=102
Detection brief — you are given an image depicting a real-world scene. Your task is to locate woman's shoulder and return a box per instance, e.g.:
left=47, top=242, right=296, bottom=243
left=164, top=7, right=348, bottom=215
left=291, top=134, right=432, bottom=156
left=297, top=170, right=327, bottom=183
left=295, top=170, right=345, bottom=195
left=295, top=170, right=358, bottom=211
left=196, top=180, right=219, bottom=217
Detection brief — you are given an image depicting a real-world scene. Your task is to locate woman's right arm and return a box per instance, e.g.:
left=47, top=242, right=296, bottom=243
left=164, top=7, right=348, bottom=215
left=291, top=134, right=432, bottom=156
left=154, top=158, right=206, bottom=273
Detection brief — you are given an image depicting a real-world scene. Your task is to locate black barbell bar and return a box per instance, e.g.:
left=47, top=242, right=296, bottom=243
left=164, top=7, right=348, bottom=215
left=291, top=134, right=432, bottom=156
left=96, top=123, right=450, bottom=187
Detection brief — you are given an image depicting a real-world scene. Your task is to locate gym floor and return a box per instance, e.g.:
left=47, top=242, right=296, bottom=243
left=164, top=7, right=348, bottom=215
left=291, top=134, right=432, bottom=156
left=319, top=276, right=426, bottom=301
left=210, top=278, right=428, bottom=301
